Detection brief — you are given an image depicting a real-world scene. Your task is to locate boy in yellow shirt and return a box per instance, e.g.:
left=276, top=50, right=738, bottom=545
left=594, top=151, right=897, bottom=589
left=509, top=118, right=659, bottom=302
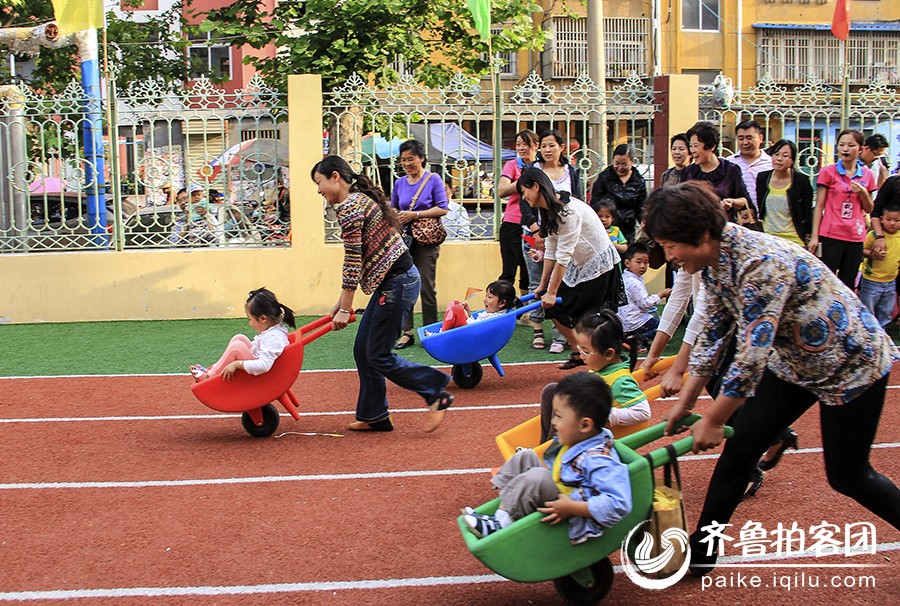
left=861, top=201, right=900, bottom=327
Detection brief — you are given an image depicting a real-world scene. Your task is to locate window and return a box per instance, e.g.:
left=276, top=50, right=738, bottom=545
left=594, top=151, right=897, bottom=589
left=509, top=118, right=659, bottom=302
left=188, top=32, right=232, bottom=80
left=491, top=29, right=518, bottom=78
left=682, top=0, right=720, bottom=32
left=542, top=16, right=651, bottom=79
left=757, top=28, right=900, bottom=85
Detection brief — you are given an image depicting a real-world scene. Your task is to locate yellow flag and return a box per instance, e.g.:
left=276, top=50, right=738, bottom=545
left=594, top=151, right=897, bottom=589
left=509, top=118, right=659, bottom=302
left=51, top=0, right=104, bottom=35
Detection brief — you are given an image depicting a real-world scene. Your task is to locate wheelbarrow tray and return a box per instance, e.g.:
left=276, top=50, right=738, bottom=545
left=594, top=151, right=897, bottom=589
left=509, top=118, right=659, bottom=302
left=418, top=293, right=547, bottom=366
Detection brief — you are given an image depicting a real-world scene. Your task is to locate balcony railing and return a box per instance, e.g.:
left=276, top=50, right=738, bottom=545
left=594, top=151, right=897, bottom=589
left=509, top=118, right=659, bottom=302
left=542, top=16, right=651, bottom=80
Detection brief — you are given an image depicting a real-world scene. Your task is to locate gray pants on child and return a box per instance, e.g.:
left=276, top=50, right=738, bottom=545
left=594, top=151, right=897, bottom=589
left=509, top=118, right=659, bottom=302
left=490, top=449, right=561, bottom=520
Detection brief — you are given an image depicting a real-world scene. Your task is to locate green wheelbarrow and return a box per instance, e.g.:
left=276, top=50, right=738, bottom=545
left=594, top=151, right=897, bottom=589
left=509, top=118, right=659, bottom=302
left=456, top=415, right=733, bottom=605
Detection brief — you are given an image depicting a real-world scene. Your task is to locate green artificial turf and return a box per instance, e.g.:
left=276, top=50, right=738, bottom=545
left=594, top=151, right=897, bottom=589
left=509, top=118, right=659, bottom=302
left=0, top=314, right=688, bottom=377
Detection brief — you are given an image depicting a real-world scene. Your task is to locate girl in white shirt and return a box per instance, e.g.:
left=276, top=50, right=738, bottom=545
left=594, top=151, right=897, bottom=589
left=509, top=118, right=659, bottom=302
left=191, top=288, right=296, bottom=381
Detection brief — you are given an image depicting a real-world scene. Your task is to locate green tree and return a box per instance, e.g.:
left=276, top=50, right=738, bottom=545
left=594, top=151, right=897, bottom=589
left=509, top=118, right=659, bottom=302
left=195, top=0, right=549, bottom=92
left=1, top=1, right=196, bottom=94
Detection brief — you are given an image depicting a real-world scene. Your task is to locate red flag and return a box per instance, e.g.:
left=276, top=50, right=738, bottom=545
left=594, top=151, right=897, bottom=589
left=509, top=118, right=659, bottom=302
left=831, top=0, right=850, bottom=41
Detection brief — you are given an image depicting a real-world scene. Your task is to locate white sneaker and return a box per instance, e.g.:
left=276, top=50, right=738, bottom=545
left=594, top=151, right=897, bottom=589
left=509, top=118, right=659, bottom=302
left=548, top=342, right=565, bottom=354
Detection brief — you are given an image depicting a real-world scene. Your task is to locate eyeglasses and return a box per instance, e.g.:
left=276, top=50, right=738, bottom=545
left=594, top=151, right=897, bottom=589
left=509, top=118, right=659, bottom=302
left=576, top=344, right=595, bottom=357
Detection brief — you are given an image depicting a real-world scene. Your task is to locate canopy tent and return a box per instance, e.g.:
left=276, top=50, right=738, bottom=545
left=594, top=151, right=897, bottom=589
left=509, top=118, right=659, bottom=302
left=408, top=123, right=516, bottom=163
left=361, top=134, right=404, bottom=160
left=200, top=139, right=289, bottom=181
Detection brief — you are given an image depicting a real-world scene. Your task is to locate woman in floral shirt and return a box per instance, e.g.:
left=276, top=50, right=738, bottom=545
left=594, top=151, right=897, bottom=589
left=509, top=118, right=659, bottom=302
left=644, top=181, right=900, bottom=575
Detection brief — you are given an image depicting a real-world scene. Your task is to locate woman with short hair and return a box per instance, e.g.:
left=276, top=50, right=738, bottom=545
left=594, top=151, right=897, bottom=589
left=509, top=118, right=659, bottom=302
left=644, top=181, right=900, bottom=576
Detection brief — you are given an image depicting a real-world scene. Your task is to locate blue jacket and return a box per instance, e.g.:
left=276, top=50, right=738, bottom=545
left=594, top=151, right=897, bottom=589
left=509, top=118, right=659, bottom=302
left=542, top=428, right=633, bottom=545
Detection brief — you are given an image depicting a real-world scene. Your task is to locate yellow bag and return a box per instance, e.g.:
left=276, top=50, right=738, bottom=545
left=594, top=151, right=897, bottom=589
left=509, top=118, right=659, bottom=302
left=643, top=444, right=690, bottom=577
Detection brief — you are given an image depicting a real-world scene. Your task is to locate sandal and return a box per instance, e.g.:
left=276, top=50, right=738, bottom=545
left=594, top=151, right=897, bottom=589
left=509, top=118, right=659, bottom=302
left=424, top=391, right=454, bottom=433
left=558, top=353, right=585, bottom=370
left=532, top=328, right=545, bottom=349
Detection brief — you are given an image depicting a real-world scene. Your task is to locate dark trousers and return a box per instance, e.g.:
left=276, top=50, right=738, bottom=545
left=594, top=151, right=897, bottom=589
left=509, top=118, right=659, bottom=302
left=354, top=267, right=449, bottom=422
left=691, top=371, right=900, bottom=555
left=820, top=236, right=863, bottom=291
left=499, top=222, right=529, bottom=291
left=402, top=242, right=441, bottom=330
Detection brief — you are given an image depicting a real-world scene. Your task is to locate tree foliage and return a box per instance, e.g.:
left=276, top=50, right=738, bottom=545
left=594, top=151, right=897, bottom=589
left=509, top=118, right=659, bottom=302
left=0, top=1, right=196, bottom=94
left=195, top=0, right=549, bottom=92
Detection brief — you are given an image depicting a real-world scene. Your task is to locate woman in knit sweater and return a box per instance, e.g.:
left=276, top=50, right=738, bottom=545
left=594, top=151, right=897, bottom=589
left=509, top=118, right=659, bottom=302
left=311, top=156, right=453, bottom=433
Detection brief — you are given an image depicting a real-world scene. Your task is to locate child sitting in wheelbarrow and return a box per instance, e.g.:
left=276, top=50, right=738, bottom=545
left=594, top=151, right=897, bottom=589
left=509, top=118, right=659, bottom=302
left=463, top=372, right=632, bottom=544
left=190, top=288, right=296, bottom=382
left=436, top=280, right=521, bottom=332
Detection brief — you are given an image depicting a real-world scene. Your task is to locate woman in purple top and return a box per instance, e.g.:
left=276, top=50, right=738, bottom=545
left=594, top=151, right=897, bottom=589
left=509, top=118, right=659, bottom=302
left=391, top=139, right=449, bottom=349
left=681, top=121, right=751, bottom=223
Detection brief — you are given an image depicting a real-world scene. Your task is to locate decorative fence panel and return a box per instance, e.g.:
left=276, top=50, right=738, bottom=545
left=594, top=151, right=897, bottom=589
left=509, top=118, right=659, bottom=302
left=699, top=76, right=900, bottom=182
left=0, top=76, right=289, bottom=254
left=323, top=71, right=659, bottom=242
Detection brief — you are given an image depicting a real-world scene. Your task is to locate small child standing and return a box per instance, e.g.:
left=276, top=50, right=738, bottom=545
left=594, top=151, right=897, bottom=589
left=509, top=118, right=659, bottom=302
left=860, top=201, right=900, bottom=327
left=618, top=244, right=671, bottom=353
left=539, top=310, right=651, bottom=442
left=594, top=198, right=628, bottom=255
left=191, top=288, right=296, bottom=381
left=463, top=372, right=632, bottom=544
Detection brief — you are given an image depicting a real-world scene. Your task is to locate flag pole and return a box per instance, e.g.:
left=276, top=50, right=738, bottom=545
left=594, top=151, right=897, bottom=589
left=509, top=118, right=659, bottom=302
left=101, top=10, right=123, bottom=250
left=489, top=29, right=503, bottom=243
left=839, top=39, right=850, bottom=131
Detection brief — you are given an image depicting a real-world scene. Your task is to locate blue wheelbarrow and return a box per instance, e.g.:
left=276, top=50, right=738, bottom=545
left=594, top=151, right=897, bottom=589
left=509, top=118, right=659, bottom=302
left=417, top=293, right=558, bottom=389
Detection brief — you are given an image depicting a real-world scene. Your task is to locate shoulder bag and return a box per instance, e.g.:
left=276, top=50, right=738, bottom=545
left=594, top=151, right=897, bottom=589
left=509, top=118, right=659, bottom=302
left=409, top=173, right=447, bottom=246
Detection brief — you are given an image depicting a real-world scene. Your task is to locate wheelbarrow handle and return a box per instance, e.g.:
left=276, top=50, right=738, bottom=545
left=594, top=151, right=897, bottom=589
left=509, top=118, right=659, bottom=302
left=297, top=312, right=356, bottom=346
left=618, top=414, right=735, bottom=454
left=514, top=295, right=562, bottom=318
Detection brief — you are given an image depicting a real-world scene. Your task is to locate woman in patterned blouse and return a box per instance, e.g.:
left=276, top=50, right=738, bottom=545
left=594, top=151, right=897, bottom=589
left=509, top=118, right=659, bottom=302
left=312, top=156, right=453, bottom=433
left=645, top=181, right=900, bottom=575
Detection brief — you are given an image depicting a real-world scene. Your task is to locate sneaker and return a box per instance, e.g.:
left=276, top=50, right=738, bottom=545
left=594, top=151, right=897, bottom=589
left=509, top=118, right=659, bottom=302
left=463, top=512, right=509, bottom=538
left=548, top=341, right=566, bottom=354
left=189, top=364, right=208, bottom=382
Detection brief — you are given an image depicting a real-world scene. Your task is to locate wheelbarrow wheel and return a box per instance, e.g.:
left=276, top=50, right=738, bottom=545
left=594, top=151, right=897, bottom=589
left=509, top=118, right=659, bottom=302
left=451, top=363, right=483, bottom=389
left=553, top=557, right=614, bottom=605
left=241, top=403, right=280, bottom=438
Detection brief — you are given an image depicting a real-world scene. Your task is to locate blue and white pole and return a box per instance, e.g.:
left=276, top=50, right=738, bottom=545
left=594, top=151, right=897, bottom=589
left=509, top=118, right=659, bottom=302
left=79, top=28, right=107, bottom=245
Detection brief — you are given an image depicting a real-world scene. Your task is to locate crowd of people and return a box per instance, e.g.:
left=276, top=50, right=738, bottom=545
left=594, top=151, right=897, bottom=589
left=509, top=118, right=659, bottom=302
left=202, top=123, right=897, bottom=575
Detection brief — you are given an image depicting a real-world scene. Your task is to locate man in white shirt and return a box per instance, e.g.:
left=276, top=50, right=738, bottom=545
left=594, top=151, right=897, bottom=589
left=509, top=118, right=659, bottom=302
left=726, top=120, right=772, bottom=215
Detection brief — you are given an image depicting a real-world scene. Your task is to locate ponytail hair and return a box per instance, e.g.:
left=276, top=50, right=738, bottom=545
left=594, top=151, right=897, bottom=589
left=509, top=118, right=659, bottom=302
left=575, top=309, right=624, bottom=356
left=246, top=287, right=296, bottom=329
left=311, top=155, right=401, bottom=231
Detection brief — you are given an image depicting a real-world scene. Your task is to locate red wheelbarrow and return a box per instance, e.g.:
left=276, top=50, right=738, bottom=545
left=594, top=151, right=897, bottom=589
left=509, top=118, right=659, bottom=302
left=190, top=313, right=353, bottom=437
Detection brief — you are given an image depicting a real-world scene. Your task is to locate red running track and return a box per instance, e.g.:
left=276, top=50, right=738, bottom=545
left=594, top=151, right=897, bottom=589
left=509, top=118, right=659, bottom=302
left=0, top=363, right=897, bottom=605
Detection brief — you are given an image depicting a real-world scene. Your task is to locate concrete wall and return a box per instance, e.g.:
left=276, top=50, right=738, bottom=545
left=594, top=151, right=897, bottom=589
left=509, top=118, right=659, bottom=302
left=0, top=75, right=503, bottom=324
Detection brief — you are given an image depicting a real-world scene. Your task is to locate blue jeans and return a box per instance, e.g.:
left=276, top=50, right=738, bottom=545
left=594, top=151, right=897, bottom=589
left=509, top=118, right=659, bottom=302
left=858, top=277, right=897, bottom=327
left=522, top=236, right=545, bottom=323
left=354, top=267, right=450, bottom=423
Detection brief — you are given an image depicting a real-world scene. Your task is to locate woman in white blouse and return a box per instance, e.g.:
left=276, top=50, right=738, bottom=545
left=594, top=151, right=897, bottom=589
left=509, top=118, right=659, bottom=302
left=517, top=167, right=624, bottom=369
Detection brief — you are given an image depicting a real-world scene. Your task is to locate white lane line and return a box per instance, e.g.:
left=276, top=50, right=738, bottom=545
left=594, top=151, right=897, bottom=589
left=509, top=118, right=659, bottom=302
left=0, top=468, right=494, bottom=491
left=0, top=360, right=566, bottom=381
left=1, top=443, right=897, bottom=491
left=0, top=403, right=541, bottom=425
left=0, top=543, right=897, bottom=602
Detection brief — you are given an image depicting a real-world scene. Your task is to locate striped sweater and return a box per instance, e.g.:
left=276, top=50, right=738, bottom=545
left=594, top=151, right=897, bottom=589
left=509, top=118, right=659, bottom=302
left=336, top=191, right=408, bottom=294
